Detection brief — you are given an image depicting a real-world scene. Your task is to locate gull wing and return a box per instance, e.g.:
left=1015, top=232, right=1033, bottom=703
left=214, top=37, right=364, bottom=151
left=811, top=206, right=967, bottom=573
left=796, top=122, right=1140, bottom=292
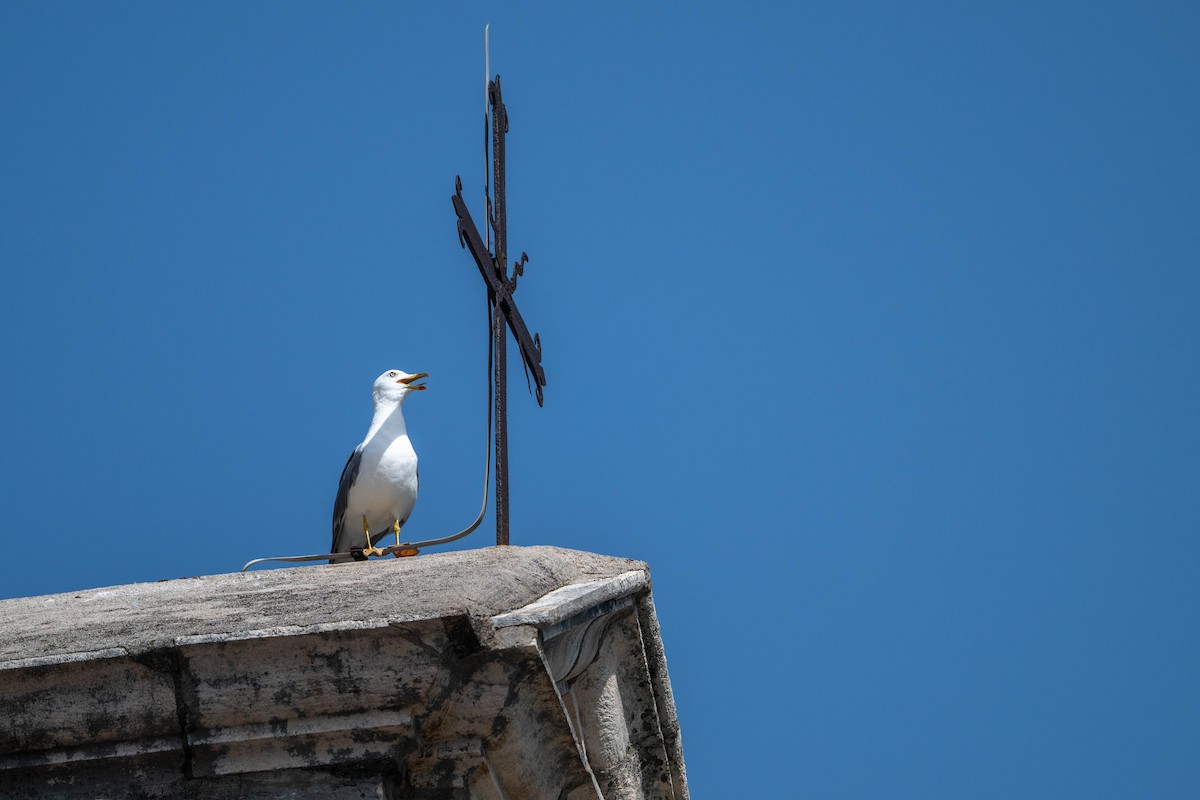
left=330, top=446, right=363, bottom=554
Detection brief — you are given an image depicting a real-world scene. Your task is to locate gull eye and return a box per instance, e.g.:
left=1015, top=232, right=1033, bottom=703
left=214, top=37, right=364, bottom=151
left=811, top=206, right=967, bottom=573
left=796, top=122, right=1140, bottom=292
left=388, top=371, right=398, bottom=378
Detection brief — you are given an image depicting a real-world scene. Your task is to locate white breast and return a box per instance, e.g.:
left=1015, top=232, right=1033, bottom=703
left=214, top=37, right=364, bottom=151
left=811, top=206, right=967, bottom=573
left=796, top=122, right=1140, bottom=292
left=346, top=433, right=419, bottom=536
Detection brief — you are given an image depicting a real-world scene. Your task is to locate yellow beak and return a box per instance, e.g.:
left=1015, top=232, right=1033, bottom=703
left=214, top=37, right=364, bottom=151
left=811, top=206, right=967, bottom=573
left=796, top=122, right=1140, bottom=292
left=397, top=372, right=429, bottom=390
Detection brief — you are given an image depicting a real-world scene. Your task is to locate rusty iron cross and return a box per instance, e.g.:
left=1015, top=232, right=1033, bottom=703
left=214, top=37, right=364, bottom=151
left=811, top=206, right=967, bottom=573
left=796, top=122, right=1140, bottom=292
left=452, top=75, right=547, bottom=547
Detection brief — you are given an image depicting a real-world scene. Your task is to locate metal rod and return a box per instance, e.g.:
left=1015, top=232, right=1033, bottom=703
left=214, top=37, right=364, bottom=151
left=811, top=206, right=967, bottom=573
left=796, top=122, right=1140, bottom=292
left=490, top=76, right=510, bottom=547
left=494, top=301, right=509, bottom=545
left=484, top=23, right=491, bottom=252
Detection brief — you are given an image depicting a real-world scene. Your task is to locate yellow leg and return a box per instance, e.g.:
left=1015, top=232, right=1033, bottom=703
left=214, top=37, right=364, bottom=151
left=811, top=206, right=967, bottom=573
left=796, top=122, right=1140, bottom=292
left=359, top=514, right=385, bottom=557
left=391, top=518, right=419, bottom=558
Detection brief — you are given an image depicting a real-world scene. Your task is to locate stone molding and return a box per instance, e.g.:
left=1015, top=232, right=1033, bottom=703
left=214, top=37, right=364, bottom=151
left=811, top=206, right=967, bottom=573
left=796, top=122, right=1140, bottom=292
left=0, top=546, right=688, bottom=800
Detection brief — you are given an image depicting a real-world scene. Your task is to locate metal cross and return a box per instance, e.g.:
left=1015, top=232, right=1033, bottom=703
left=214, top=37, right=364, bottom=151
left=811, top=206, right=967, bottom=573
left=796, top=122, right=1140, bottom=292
left=452, top=74, right=547, bottom=547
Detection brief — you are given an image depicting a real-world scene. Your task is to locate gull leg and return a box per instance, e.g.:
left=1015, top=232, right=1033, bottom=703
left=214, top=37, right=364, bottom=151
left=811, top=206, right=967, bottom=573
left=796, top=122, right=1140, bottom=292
left=358, top=514, right=384, bottom=558
left=392, top=518, right=420, bottom=558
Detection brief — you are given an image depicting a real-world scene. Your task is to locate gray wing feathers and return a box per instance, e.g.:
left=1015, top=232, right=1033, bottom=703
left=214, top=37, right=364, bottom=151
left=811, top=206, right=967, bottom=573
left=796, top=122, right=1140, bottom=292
left=331, top=446, right=363, bottom=553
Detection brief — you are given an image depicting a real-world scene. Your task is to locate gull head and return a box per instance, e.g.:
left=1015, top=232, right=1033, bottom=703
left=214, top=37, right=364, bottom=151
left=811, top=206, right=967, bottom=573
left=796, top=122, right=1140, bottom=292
left=372, top=369, right=429, bottom=405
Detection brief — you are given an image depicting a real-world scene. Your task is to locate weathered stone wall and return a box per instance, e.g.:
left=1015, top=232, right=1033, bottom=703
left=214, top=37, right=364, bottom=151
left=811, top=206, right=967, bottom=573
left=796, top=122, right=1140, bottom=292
left=0, top=546, right=689, bottom=800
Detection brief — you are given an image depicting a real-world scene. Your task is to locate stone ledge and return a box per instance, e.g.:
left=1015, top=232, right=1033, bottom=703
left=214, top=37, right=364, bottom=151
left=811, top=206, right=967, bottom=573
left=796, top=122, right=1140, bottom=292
left=0, top=546, right=647, bottom=665
left=492, top=570, right=648, bottom=635
left=0, top=546, right=688, bottom=800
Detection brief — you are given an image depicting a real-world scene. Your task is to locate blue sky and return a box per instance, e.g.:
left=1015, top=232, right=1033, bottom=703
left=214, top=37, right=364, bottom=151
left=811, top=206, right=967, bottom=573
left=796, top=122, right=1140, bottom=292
left=2, top=2, right=1198, bottom=796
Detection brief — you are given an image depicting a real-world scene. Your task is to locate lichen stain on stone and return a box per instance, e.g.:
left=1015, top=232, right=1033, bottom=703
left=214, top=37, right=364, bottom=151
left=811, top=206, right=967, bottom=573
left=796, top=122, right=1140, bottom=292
left=83, top=712, right=111, bottom=738
left=312, top=646, right=350, bottom=676
left=349, top=727, right=386, bottom=744
left=285, top=737, right=318, bottom=763
left=189, top=742, right=225, bottom=778
left=443, top=615, right=482, bottom=659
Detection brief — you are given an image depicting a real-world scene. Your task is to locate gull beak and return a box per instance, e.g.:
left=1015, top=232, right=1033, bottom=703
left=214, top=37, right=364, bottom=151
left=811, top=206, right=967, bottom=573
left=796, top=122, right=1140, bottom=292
left=397, top=372, right=429, bottom=390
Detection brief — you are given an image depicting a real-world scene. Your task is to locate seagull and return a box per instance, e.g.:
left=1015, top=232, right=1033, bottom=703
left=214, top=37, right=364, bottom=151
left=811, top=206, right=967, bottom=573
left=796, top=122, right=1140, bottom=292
left=330, top=369, right=428, bottom=562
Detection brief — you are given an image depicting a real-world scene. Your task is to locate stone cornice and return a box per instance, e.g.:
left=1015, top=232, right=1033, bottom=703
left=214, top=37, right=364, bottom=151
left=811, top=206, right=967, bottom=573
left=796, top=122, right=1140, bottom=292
left=0, top=547, right=688, bottom=800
